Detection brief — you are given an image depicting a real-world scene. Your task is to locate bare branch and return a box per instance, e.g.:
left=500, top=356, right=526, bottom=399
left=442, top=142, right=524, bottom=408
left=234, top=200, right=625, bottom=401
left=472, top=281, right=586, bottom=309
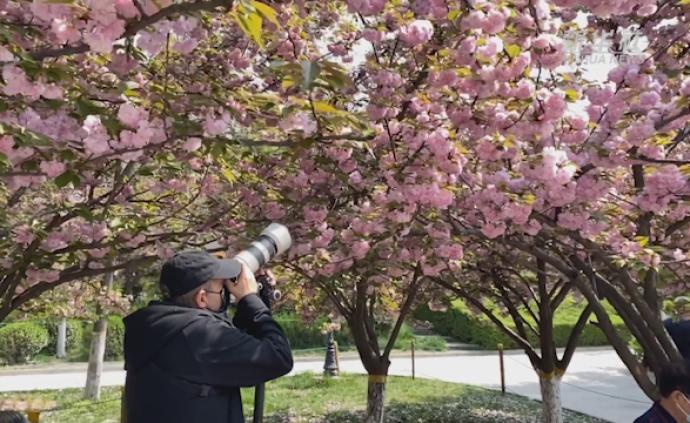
left=383, top=263, right=423, bottom=359
left=558, top=304, right=593, bottom=369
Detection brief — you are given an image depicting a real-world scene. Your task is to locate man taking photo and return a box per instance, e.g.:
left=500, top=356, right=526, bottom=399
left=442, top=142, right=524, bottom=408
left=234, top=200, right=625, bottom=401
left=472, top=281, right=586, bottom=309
left=123, top=250, right=294, bottom=423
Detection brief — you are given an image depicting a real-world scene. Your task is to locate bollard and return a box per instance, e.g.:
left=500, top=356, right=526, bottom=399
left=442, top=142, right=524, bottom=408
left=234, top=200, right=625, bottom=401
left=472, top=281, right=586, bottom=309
left=498, top=343, right=505, bottom=395
left=323, top=332, right=339, bottom=377
left=411, top=339, right=416, bottom=380
left=333, top=340, right=341, bottom=373
left=27, top=410, right=40, bottom=423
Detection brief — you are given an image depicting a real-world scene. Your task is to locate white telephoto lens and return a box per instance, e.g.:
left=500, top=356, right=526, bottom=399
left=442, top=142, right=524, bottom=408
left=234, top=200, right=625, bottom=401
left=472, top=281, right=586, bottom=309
left=261, top=223, right=292, bottom=256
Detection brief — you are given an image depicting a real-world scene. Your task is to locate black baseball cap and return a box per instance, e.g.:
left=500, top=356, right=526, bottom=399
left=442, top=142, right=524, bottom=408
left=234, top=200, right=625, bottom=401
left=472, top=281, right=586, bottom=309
left=160, top=250, right=241, bottom=298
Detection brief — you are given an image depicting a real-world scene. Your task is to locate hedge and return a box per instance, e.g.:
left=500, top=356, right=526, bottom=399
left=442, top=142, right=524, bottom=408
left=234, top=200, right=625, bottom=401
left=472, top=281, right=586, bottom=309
left=274, top=314, right=352, bottom=350
left=0, top=322, right=49, bottom=364
left=415, top=297, right=631, bottom=350
left=104, top=316, right=125, bottom=360
left=42, top=319, right=85, bottom=356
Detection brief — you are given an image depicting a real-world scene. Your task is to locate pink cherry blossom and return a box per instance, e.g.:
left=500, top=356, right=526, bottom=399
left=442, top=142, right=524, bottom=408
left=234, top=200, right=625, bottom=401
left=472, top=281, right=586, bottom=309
left=482, top=222, right=506, bottom=239
left=346, top=0, right=385, bottom=16
left=203, top=111, right=231, bottom=136
left=437, top=243, right=464, bottom=260
left=51, top=18, right=81, bottom=45
left=351, top=240, right=371, bottom=259
left=41, top=232, right=68, bottom=252
left=183, top=137, right=202, bottom=152
left=279, top=112, right=317, bottom=136
left=398, top=20, right=434, bottom=47
left=362, top=29, right=383, bottom=44
left=82, top=115, right=112, bottom=155
left=26, top=268, right=60, bottom=285
left=0, top=46, right=14, bottom=63
left=40, top=160, right=66, bottom=177
left=117, top=103, right=149, bottom=128
left=115, top=0, right=139, bottom=19
left=12, top=225, right=35, bottom=246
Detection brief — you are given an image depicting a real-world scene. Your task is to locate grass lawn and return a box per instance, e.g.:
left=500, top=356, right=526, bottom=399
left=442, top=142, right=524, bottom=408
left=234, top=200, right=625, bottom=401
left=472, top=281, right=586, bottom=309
left=0, top=373, right=605, bottom=423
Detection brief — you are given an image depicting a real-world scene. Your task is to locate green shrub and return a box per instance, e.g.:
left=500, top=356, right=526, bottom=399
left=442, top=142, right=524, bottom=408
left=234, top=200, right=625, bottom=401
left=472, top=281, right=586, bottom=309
left=42, top=319, right=85, bottom=356
left=0, top=322, right=49, bottom=364
left=415, top=297, right=630, bottom=350
left=104, top=316, right=125, bottom=360
left=381, top=323, right=448, bottom=352
left=274, top=314, right=351, bottom=350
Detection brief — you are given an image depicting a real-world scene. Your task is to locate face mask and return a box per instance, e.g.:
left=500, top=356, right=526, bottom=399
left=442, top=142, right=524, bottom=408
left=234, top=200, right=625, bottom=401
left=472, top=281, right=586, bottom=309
left=206, top=287, right=229, bottom=314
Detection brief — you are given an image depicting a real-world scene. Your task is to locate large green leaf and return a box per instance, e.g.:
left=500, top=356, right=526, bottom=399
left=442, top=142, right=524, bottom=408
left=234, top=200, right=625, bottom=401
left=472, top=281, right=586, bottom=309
left=301, top=61, right=321, bottom=91
left=55, top=170, right=80, bottom=188
left=235, top=9, right=264, bottom=48
left=253, top=1, right=280, bottom=26
left=75, top=98, right=106, bottom=117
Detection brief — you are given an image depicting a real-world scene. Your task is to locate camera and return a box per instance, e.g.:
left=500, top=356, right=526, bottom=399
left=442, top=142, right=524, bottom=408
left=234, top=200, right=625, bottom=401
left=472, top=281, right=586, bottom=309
left=233, top=223, right=292, bottom=274
left=231, top=223, right=291, bottom=304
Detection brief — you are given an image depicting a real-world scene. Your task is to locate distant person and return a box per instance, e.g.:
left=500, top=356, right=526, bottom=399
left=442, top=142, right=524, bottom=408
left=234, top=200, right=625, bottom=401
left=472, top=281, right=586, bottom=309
left=634, top=362, right=690, bottom=423
left=123, top=250, right=293, bottom=423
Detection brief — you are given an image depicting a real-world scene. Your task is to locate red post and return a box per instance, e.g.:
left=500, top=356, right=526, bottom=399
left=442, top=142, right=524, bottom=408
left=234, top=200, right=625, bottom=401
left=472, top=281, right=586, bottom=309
left=498, top=343, right=505, bottom=395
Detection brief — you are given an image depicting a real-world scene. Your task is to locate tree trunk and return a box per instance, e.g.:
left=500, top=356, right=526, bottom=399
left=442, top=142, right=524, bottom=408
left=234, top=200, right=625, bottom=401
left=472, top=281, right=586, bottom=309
left=56, top=318, right=67, bottom=359
left=84, top=316, right=108, bottom=400
left=366, top=378, right=386, bottom=423
left=84, top=271, right=113, bottom=400
left=539, top=373, right=563, bottom=423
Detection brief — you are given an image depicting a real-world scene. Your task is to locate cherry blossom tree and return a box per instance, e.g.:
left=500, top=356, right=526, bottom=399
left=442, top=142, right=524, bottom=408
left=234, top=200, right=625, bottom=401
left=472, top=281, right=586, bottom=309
left=3, top=2, right=690, bottom=421
left=432, top=245, right=596, bottom=423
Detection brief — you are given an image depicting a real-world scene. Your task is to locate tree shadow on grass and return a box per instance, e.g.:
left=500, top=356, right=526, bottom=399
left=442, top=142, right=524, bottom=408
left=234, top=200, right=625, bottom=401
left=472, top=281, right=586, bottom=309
left=254, top=394, right=607, bottom=423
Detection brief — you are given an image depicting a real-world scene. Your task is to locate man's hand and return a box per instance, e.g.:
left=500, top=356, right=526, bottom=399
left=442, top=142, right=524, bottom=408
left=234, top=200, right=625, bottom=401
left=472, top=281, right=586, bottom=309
left=227, top=263, right=258, bottom=302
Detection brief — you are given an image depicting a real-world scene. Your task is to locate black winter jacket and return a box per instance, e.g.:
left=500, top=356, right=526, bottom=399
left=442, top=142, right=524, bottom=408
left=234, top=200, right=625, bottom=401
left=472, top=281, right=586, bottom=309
left=123, top=294, right=293, bottom=423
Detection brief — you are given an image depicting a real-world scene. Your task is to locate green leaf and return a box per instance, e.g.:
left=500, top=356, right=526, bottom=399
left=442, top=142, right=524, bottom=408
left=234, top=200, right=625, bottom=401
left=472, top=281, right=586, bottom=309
left=301, top=61, right=321, bottom=91
left=564, top=88, right=580, bottom=102
left=14, top=130, right=52, bottom=147
left=505, top=44, right=522, bottom=59
left=253, top=1, right=280, bottom=26
left=447, top=10, right=461, bottom=21
left=137, top=166, right=155, bottom=176
left=635, top=236, right=650, bottom=247
left=59, top=150, right=77, bottom=161
left=0, top=152, right=10, bottom=169
left=101, top=116, right=123, bottom=136
left=312, top=101, right=339, bottom=114
left=19, top=59, right=41, bottom=78
left=45, top=65, right=70, bottom=82
left=75, top=98, right=105, bottom=117
left=235, top=10, right=264, bottom=48
left=55, top=170, right=80, bottom=188
left=44, top=99, right=63, bottom=110
left=320, top=62, right=353, bottom=90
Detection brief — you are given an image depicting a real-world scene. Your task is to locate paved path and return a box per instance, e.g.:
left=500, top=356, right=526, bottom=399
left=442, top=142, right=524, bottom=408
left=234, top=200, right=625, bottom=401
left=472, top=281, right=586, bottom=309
left=0, top=348, right=650, bottom=422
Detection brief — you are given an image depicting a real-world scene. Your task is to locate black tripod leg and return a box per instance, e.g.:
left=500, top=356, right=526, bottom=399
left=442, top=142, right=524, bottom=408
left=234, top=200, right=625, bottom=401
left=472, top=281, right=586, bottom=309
left=253, top=382, right=265, bottom=423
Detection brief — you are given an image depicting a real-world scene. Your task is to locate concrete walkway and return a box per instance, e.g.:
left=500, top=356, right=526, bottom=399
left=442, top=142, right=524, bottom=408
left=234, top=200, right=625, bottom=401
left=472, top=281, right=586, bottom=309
left=0, top=348, right=650, bottom=423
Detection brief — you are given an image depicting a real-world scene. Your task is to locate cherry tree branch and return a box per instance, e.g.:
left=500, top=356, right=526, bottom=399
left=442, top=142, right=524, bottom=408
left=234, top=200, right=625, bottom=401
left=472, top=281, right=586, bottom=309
left=30, top=0, right=236, bottom=61
left=382, top=263, right=423, bottom=359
